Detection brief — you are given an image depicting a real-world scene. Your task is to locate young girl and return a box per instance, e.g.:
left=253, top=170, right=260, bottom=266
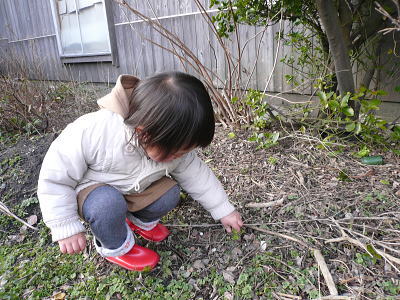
left=37, top=71, right=243, bottom=271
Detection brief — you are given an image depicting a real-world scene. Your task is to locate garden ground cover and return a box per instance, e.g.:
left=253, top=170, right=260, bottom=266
left=0, top=83, right=399, bottom=299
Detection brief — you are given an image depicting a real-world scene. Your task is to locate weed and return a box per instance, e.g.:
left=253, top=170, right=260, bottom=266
left=355, top=252, right=378, bottom=266
left=227, top=132, right=236, bottom=139
left=378, top=280, right=400, bottom=295
left=240, top=167, right=249, bottom=174
left=13, top=197, right=39, bottom=217
left=380, top=179, right=390, bottom=185
left=1, top=155, right=21, bottom=169
left=287, top=194, right=299, bottom=200
left=337, top=170, right=351, bottom=182
left=249, top=131, right=280, bottom=149
left=267, top=156, right=278, bottom=164
left=231, top=229, right=241, bottom=241
left=353, top=145, right=370, bottom=158
left=242, top=89, right=281, bottom=149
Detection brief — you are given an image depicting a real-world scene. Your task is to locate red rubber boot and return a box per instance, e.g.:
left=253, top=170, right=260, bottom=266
left=105, top=244, right=159, bottom=271
left=126, top=218, right=170, bottom=242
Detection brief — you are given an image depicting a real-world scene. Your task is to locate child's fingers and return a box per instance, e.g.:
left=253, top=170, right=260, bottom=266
left=59, top=242, right=67, bottom=254
left=78, top=236, right=86, bottom=252
left=72, top=242, right=83, bottom=254
left=58, top=234, right=86, bottom=254
left=65, top=243, right=75, bottom=254
left=231, top=223, right=241, bottom=232
left=237, top=213, right=243, bottom=224
left=224, top=225, right=232, bottom=233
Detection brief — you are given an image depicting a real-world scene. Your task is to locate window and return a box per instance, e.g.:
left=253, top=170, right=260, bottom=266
left=50, top=0, right=118, bottom=64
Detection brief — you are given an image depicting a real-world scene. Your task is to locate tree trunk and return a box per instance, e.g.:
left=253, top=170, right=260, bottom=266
left=338, top=0, right=353, bottom=52
left=361, top=40, right=383, bottom=90
left=315, top=0, right=358, bottom=118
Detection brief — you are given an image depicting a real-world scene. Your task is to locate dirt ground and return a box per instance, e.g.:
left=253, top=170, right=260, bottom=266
left=0, top=85, right=399, bottom=299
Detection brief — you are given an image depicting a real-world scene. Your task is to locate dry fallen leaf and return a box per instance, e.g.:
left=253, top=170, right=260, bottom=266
left=20, top=225, right=28, bottom=233
left=260, top=240, right=267, bottom=251
left=52, top=292, right=66, bottom=300
left=224, top=291, right=234, bottom=300
left=222, top=270, right=235, bottom=284
left=8, top=234, right=25, bottom=242
left=27, top=215, right=38, bottom=226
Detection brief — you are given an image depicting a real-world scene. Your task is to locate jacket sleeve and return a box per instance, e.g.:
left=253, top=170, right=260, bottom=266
left=171, top=151, right=235, bottom=220
left=37, top=117, right=93, bottom=242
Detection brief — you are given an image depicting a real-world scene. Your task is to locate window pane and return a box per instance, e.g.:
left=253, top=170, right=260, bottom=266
left=54, top=0, right=111, bottom=56
left=78, top=1, right=110, bottom=54
left=59, top=0, right=82, bottom=54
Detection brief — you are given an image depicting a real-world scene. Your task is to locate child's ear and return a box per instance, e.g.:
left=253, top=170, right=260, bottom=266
left=135, top=126, right=144, bottom=134
left=135, top=126, right=151, bottom=144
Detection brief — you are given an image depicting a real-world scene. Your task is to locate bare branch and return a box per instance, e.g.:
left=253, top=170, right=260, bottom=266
left=375, top=0, right=400, bottom=34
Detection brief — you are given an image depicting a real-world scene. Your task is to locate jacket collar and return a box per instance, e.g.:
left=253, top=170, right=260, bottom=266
left=97, top=75, right=140, bottom=119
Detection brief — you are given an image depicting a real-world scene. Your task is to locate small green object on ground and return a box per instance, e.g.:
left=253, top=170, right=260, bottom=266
left=361, top=155, right=384, bottom=165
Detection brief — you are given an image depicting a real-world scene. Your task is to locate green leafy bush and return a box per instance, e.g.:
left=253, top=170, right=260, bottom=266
left=316, top=83, right=398, bottom=147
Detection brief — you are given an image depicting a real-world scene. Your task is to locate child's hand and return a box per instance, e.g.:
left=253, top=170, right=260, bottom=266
left=220, top=210, right=243, bottom=233
left=58, top=232, right=86, bottom=254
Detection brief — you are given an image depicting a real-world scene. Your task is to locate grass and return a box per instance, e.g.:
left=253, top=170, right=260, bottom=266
left=2, top=220, right=398, bottom=299
left=0, top=229, right=196, bottom=299
left=1, top=168, right=399, bottom=299
left=0, top=87, right=398, bottom=299
left=0, top=218, right=323, bottom=299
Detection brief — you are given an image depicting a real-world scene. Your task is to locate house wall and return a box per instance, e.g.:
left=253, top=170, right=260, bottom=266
left=0, top=0, right=398, bottom=102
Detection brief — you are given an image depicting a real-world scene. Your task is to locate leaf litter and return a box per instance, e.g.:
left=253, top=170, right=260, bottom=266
left=0, top=114, right=399, bottom=298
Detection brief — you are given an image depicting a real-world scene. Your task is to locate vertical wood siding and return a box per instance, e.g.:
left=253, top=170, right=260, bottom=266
left=0, top=0, right=398, bottom=101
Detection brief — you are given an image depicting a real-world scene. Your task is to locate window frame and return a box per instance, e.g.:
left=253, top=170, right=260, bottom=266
left=49, top=0, right=119, bottom=66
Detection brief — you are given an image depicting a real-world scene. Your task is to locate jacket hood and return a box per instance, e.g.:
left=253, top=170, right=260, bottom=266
left=97, top=75, right=140, bottom=119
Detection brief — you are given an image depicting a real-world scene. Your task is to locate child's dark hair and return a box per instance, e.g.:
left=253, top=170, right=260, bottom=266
left=125, top=71, right=215, bottom=158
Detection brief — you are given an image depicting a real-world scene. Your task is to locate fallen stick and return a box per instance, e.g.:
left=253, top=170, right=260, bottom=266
left=246, top=225, right=311, bottom=249
left=0, top=201, right=38, bottom=231
left=275, top=292, right=301, bottom=299
left=246, top=198, right=284, bottom=208
left=313, top=249, right=338, bottom=296
left=317, top=296, right=355, bottom=300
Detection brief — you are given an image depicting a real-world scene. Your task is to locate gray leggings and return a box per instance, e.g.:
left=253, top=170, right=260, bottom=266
left=82, top=185, right=180, bottom=249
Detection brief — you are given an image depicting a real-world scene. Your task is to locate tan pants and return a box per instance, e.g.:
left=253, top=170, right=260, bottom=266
left=77, top=176, right=177, bottom=218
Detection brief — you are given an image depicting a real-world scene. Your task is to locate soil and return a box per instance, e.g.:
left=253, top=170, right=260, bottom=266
left=0, top=133, right=57, bottom=217
left=0, top=86, right=399, bottom=298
